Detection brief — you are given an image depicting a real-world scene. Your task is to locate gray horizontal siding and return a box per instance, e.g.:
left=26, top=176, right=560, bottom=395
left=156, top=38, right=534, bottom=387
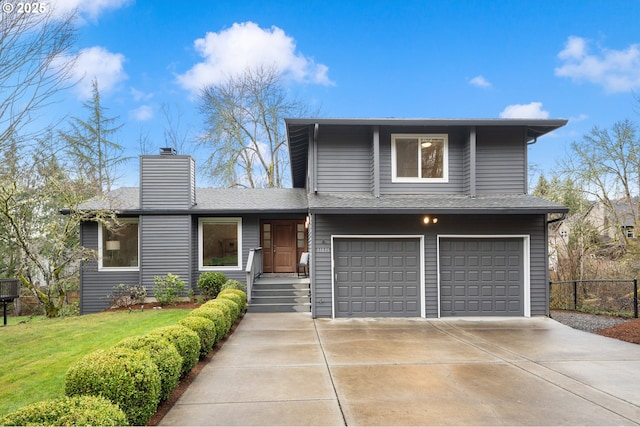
left=80, top=222, right=140, bottom=314
left=140, top=156, right=195, bottom=209
left=316, top=126, right=371, bottom=193
left=379, top=127, right=465, bottom=195
left=476, top=128, right=526, bottom=194
left=140, top=215, right=191, bottom=295
left=311, top=214, right=549, bottom=318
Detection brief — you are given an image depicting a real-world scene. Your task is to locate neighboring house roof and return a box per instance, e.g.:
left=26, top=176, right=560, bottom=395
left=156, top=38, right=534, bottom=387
left=78, top=187, right=309, bottom=214
left=307, top=193, right=569, bottom=214
left=285, top=117, right=569, bottom=188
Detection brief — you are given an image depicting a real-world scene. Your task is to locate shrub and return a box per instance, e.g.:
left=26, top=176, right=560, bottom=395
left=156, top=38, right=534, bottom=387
left=148, top=324, right=199, bottom=377
left=115, top=335, right=182, bottom=401
left=213, top=296, right=241, bottom=321
left=56, top=301, right=80, bottom=317
left=153, top=273, right=185, bottom=305
left=65, top=347, right=161, bottom=426
left=179, top=316, right=217, bottom=358
left=203, top=299, right=234, bottom=328
left=217, top=291, right=246, bottom=313
left=221, top=278, right=246, bottom=292
left=219, top=288, right=248, bottom=307
left=197, top=271, right=227, bottom=300
left=188, top=306, right=229, bottom=341
left=0, top=395, right=128, bottom=426
left=109, top=283, right=147, bottom=308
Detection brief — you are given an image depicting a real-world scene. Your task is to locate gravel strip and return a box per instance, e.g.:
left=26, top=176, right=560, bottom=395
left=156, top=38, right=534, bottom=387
left=550, top=310, right=631, bottom=333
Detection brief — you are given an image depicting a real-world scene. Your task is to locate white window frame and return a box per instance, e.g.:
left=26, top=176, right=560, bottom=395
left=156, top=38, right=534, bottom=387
left=391, top=133, right=449, bottom=183
left=199, top=217, right=243, bottom=271
left=98, top=218, right=140, bottom=272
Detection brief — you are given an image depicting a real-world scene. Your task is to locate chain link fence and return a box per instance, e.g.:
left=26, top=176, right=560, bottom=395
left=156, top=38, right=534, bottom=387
left=550, top=279, right=639, bottom=318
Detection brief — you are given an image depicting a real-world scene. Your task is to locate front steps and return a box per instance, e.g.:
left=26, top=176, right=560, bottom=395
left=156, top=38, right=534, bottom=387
left=248, top=275, right=311, bottom=313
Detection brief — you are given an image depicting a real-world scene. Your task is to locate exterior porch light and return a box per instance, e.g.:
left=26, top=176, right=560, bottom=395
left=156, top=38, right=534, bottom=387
left=423, top=216, right=438, bottom=225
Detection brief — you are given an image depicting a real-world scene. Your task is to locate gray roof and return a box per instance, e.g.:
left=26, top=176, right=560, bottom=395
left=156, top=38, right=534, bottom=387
left=79, top=187, right=566, bottom=215
left=79, top=187, right=308, bottom=213
left=307, top=193, right=569, bottom=214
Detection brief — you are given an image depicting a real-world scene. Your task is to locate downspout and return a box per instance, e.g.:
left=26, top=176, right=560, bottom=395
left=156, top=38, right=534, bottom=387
left=313, top=123, right=319, bottom=194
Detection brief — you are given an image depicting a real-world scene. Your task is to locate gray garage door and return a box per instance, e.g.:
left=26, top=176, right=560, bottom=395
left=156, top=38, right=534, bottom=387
left=440, top=238, right=524, bottom=316
left=334, top=238, right=421, bottom=317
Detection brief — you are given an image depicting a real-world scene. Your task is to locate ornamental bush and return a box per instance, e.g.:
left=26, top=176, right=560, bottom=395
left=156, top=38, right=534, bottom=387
left=212, top=296, right=241, bottom=321
left=188, top=306, right=229, bottom=342
left=178, top=316, right=217, bottom=358
left=64, top=347, right=161, bottom=426
left=221, top=278, right=246, bottom=292
left=217, top=291, right=246, bottom=313
left=148, top=324, right=199, bottom=377
left=219, top=288, right=247, bottom=307
left=114, top=334, right=182, bottom=401
left=197, top=271, right=227, bottom=300
left=153, top=273, right=185, bottom=305
left=203, top=299, right=234, bottom=329
left=0, top=395, right=128, bottom=427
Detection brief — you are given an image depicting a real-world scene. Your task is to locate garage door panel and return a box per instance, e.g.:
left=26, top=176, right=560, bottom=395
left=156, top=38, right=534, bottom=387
left=440, top=238, right=523, bottom=317
left=335, top=238, right=421, bottom=317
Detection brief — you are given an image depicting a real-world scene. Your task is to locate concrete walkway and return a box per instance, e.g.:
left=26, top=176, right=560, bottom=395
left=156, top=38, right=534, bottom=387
left=160, top=313, right=640, bottom=426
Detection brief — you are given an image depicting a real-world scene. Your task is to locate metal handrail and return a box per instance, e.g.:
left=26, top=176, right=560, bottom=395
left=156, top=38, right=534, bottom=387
left=245, top=248, right=263, bottom=304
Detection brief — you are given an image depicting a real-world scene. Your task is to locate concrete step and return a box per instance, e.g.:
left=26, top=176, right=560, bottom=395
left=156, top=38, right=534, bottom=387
left=251, top=295, right=311, bottom=304
left=247, top=303, right=311, bottom=313
left=252, top=288, right=310, bottom=297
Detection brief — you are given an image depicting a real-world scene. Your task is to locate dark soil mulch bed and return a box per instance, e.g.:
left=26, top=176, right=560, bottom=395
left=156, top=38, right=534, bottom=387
left=597, top=318, right=640, bottom=344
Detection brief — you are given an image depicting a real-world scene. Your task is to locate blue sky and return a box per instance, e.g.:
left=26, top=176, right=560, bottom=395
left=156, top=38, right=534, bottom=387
left=45, top=0, right=640, bottom=188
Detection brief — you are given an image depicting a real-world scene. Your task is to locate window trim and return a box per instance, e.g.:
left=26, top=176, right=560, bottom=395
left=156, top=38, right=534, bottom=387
left=98, top=218, right=140, bottom=272
left=391, top=133, right=449, bottom=183
left=198, top=217, right=243, bottom=271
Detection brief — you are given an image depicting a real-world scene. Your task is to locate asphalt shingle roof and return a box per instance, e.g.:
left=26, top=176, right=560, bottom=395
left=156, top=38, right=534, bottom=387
left=79, top=187, right=309, bottom=213
left=307, top=193, right=568, bottom=214
left=80, top=187, right=567, bottom=215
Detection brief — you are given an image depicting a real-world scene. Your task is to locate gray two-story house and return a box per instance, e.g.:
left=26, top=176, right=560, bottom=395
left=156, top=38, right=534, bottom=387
left=78, top=118, right=568, bottom=318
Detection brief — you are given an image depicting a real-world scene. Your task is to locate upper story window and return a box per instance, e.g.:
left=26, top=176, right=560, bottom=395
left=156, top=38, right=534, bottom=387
left=391, top=134, right=448, bottom=183
left=622, top=225, right=635, bottom=239
left=99, top=218, right=139, bottom=271
left=199, top=218, right=242, bottom=270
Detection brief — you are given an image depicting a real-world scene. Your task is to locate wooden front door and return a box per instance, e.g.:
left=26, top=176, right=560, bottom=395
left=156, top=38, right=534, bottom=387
left=261, top=220, right=306, bottom=273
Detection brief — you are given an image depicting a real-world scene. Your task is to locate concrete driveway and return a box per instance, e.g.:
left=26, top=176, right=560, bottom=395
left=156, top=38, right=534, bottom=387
left=160, top=313, right=640, bottom=426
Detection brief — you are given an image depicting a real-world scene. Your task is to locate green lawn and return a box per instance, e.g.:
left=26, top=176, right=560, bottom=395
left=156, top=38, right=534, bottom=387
left=0, top=309, right=191, bottom=416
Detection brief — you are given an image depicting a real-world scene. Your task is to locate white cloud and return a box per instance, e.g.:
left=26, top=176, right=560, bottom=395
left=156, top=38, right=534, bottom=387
left=176, top=21, right=333, bottom=94
left=469, top=75, right=491, bottom=88
left=499, top=102, right=550, bottom=119
left=48, top=0, right=132, bottom=22
left=131, top=87, right=154, bottom=102
left=58, top=46, right=127, bottom=99
left=555, top=36, right=640, bottom=93
left=130, top=105, right=153, bottom=121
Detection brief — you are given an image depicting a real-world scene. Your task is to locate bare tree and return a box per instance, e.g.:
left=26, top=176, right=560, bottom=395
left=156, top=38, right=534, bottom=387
left=198, top=66, right=311, bottom=188
left=0, top=3, right=76, bottom=150
left=562, top=119, right=640, bottom=249
left=0, top=147, right=116, bottom=317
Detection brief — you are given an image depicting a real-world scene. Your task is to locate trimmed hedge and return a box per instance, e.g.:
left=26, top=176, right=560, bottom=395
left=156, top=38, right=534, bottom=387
left=65, top=347, right=161, bottom=426
left=203, top=299, right=234, bottom=328
left=188, top=306, right=229, bottom=342
left=178, top=316, right=217, bottom=358
left=115, top=335, right=182, bottom=401
left=219, top=289, right=247, bottom=307
left=221, top=278, right=246, bottom=292
left=217, top=292, right=245, bottom=312
left=0, top=395, right=128, bottom=426
left=148, top=324, right=200, bottom=377
left=211, top=297, right=241, bottom=321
